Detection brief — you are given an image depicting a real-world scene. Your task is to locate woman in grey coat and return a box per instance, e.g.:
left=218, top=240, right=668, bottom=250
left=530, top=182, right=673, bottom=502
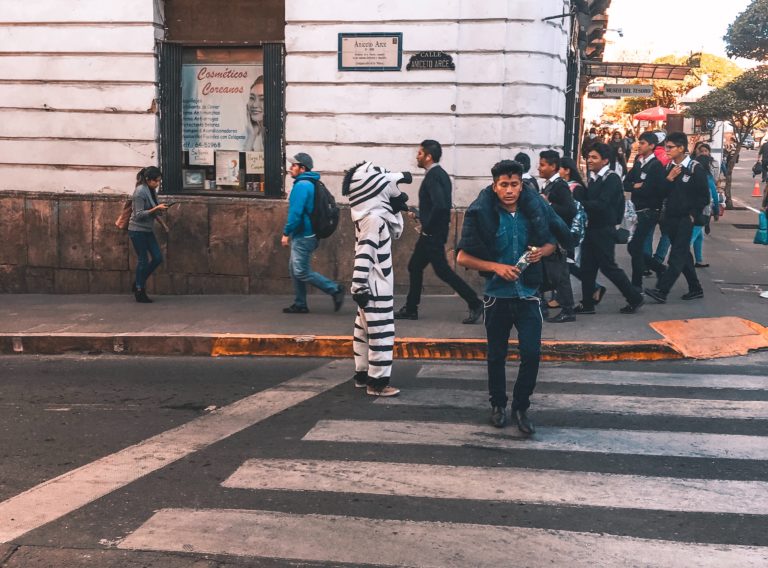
left=128, top=167, right=167, bottom=303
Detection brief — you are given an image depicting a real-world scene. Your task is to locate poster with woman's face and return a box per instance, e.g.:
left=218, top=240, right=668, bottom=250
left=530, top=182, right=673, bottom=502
left=182, top=64, right=264, bottom=153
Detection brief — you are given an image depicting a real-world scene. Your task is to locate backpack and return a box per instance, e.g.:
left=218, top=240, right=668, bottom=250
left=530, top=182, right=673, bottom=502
left=310, top=179, right=340, bottom=239
left=570, top=200, right=586, bottom=247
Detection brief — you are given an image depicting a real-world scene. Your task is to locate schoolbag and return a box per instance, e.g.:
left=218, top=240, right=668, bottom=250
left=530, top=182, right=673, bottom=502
left=570, top=200, right=586, bottom=246
left=310, top=179, right=340, bottom=239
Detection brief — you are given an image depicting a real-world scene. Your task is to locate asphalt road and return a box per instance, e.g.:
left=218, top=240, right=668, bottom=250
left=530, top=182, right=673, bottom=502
left=1, top=354, right=768, bottom=567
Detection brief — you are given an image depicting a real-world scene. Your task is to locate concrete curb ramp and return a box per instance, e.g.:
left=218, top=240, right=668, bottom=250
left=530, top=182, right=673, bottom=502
left=1, top=317, right=766, bottom=361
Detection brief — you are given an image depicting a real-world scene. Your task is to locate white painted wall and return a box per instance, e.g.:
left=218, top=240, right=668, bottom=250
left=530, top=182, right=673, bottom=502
left=285, top=0, right=571, bottom=206
left=0, top=0, right=161, bottom=195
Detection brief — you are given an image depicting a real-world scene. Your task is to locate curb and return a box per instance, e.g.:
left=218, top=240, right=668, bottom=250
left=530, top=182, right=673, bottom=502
left=0, top=333, right=683, bottom=362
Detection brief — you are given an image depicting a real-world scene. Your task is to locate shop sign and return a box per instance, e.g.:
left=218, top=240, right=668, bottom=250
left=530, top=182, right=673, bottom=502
left=406, top=51, right=455, bottom=71
left=182, top=63, right=264, bottom=154
left=604, top=84, right=654, bottom=97
left=338, top=33, right=403, bottom=71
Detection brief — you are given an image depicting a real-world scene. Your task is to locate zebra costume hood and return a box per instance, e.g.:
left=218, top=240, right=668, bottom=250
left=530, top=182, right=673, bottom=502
left=342, top=161, right=412, bottom=240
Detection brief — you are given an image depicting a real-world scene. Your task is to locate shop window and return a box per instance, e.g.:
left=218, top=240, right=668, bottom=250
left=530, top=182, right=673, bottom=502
left=159, top=44, right=285, bottom=197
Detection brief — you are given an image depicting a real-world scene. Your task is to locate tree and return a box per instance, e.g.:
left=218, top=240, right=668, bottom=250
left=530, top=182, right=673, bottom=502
left=688, top=66, right=768, bottom=208
left=724, top=0, right=768, bottom=61
left=617, top=54, right=743, bottom=116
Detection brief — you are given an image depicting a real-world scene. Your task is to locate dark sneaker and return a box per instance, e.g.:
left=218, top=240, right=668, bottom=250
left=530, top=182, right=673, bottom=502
left=619, top=297, right=644, bottom=314
left=547, top=310, right=575, bottom=323
left=394, top=306, right=418, bottom=320
left=332, top=286, right=345, bottom=312
left=490, top=406, right=507, bottom=428
left=283, top=304, right=309, bottom=314
left=644, top=288, right=667, bottom=304
left=694, top=263, right=709, bottom=268
left=352, top=371, right=369, bottom=388
left=573, top=303, right=596, bottom=314
left=513, top=410, right=535, bottom=435
left=681, top=289, right=704, bottom=300
left=462, top=304, right=483, bottom=324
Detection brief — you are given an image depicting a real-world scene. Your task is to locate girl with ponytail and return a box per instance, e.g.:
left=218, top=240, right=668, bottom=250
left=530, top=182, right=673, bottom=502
left=128, top=166, right=166, bottom=303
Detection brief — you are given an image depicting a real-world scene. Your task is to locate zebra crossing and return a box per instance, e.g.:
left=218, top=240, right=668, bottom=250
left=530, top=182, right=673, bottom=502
left=116, top=360, right=768, bottom=567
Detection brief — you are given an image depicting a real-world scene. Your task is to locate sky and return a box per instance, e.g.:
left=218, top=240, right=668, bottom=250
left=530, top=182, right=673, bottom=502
left=603, top=0, right=753, bottom=65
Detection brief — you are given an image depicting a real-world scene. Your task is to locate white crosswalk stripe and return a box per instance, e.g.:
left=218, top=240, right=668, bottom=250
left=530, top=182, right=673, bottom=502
left=119, top=363, right=768, bottom=566
left=303, top=419, right=768, bottom=460
left=418, top=364, right=768, bottom=390
left=376, top=388, right=768, bottom=419
left=222, top=458, right=768, bottom=515
left=119, top=508, right=768, bottom=568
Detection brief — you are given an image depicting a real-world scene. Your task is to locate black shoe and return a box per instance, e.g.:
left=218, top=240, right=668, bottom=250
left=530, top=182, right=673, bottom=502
left=593, top=285, right=607, bottom=305
left=462, top=304, right=484, bottom=324
left=513, top=409, right=535, bottom=435
left=642, top=269, right=653, bottom=277
left=490, top=406, right=507, bottom=428
left=283, top=304, right=309, bottom=314
left=620, top=297, right=644, bottom=314
left=332, top=286, right=345, bottom=312
left=574, top=303, right=596, bottom=314
left=352, top=371, right=369, bottom=388
left=547, top=310, right=575, bottom=323
left=694, top=263, right=709, bottom=268
left=394, top=306, right=418, bottom=320
left=681, top=289, right=704, bottom=300
left=135, top=289, right=152, bottom=304
left=644, top=288, right=667, bottom=304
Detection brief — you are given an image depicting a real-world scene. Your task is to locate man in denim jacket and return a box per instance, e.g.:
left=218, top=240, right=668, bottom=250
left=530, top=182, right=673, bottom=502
left=457, top=160, right=556, bottom=434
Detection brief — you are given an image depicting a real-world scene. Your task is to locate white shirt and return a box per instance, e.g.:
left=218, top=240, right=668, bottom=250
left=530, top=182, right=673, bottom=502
left=589, top=165, right=611, bottom=181
left=638, top=154, right=656, bottom=168
left=543, top=172, right=560, bottom=190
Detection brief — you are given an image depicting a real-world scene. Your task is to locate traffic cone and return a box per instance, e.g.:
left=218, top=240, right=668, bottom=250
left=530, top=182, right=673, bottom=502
left=753, top=180, right=763, bottom=197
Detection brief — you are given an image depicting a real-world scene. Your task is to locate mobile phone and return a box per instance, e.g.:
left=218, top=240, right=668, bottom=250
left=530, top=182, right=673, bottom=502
left=164, top=202, right=178, bottom=207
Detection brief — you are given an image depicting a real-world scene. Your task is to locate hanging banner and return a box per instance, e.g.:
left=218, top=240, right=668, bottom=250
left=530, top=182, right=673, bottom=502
left=182, top=64, right=264, bottom=151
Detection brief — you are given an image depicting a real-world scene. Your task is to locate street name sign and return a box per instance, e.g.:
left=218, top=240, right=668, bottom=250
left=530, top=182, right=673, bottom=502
left=604, top=84, right=654, bottom=97
left=338, top=33, right=403, bottom=71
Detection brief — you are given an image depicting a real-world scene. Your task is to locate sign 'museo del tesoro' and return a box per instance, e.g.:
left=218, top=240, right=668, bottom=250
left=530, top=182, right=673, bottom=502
left=406, top=52, right=455, bottom=71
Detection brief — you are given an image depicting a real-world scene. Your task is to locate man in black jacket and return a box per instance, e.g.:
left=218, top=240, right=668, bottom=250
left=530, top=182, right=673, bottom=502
left=395, top=140, right=483, bottom=324
left=624, top=131, right=668, bottom=288
left=645, top=132, right=710, bottom=303
left=456, top=159, right=556, bottom=433
left=538, top=150, right=578, bottom=323
left=575, top=143, right=644, bottom=315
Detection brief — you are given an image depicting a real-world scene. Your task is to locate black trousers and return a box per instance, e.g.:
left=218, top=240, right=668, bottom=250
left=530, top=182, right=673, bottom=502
left=580, top=227, right=642, bottom=309
left=657, top=216, right=701, bottom=294
left=405, top=235, right=480, bottom=311
left=627, top=209, right=666, bottom=287
left=484, top=297, right=542, bottom=410
left=542, top=249, right=574, bottom=310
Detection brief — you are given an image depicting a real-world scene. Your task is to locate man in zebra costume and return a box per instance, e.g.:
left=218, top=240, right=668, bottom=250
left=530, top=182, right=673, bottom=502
left=342, top=161, right=412, bottom=397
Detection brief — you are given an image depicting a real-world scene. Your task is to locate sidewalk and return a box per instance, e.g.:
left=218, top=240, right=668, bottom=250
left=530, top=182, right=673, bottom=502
left=2, top=160, right=767, bottom=362
left=1, top=289, right=766, bottom=360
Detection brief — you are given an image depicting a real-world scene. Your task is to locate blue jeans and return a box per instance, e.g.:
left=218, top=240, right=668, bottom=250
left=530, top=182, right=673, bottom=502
left=484, top=297, right=542, bottom=410
left=289, top=236, right=339, bottom=308
left=129, top=230, right=163, bottom=290
left=653, top=233, right=671, bottom=263
left=690, top=226, right=704, bottom=263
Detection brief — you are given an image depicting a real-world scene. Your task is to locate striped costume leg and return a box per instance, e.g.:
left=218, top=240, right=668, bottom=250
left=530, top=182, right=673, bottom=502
left=362, top=295, right=395, bottom=384
left=353, top=308, right=369, bottom=373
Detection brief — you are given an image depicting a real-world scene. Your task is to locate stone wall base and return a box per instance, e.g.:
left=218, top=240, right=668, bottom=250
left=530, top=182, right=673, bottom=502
left=0, top=192, right=483, bottom=296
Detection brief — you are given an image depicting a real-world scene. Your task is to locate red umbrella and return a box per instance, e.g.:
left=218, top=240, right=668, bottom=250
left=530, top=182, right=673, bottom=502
left=633, top=106, right=675, bottom=121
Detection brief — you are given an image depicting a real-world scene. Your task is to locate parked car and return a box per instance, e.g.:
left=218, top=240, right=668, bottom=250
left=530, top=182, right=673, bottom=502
left=739, top=134, right=755, bottom=150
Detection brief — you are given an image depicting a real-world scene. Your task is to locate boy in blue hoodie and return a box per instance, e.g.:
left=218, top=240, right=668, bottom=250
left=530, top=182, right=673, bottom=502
left=281, top=153, right=344, bottom=314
